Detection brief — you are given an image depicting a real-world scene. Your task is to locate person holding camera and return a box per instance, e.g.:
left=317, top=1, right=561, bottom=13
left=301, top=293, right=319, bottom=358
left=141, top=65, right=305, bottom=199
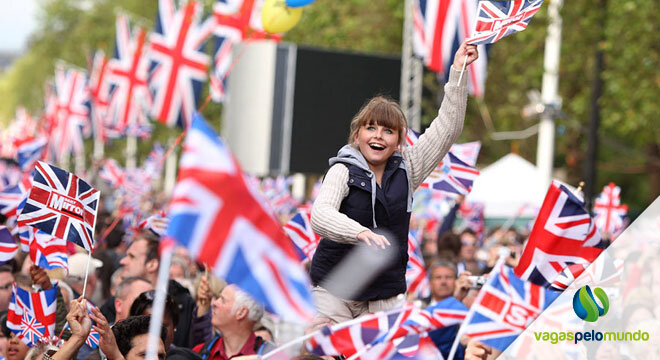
left=424, top=260, right=481, bottom=308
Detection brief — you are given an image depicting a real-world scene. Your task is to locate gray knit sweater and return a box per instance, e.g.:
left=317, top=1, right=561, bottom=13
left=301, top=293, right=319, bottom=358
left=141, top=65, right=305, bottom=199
left=311, top=66, right=468, bottom=244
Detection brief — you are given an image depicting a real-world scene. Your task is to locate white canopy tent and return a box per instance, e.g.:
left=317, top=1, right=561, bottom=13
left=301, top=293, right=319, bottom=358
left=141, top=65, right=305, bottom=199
left=467, top=153, right=548, bottom=219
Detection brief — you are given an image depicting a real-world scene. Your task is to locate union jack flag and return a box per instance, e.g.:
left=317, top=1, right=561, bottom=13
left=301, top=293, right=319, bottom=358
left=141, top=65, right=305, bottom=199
left=407, top=130, right=480, bottom=196
left=167, top=112, right=314, bottom=322
left=17, top=162, right=100, bottom=252
left=0, top=177, right=31, bottom=218
left=420, top=152, right=480, bottom=196
left=107, top=14, right=153, bottom=136
left=450, top=141, right=481, bottom=167
left=7, top=283, right=58, bottom=346
left=460, top=262, right=559, bottom=352
left=384, top=297, right=468, bottom=342
left=305, top=303, right=418, bottom=358
left=0, top=226, right=18, bottom=265
left=283, top=206, right=320, bottom=263
left=50, top=66, right=89, bottom=163
left=406, top=231, right=430, bottom=299
left=29, top=230, right=68, bottom=272
left=413, top=0, right=489, bottom=96
left=210, top=0, right=281, bottom=101
left=466, top=0, right=544, bottom=45
left=19, top=312, right=47, bottom=347
left=514, top=181, right=604, bottom=288
left=593, top=182, right=628, bottom=236
left=86, top=328, right=101, bottom=348
left=88, top=50, right=112, bottom=143
left=16, top=136, right=47, bottom=172
left=149, top=0, right=214, bottom=127
left=99, top=159, right=144, bottom=196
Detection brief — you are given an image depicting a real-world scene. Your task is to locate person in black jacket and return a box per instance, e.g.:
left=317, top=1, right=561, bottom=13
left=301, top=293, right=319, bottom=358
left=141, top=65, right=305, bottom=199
left=119, top=234, right=197, bottom=348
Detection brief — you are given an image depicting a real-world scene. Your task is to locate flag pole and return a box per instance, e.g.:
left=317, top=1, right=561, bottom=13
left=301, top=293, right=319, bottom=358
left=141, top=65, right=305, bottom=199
left=81, top=251, right=92, bottom=299
left=260, top=331, right=317, bottom=359
left=457, top=55, right=468, bottom=85
left=145, top=245, right=173, bottom=360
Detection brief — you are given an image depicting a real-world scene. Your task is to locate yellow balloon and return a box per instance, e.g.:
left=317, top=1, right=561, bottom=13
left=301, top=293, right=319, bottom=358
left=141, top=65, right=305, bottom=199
left=261, top=0, right=303, bottom=34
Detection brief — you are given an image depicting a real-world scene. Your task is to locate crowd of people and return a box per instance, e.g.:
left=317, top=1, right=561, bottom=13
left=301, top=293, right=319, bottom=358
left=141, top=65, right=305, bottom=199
left=1, top=38, right=651, bottom=360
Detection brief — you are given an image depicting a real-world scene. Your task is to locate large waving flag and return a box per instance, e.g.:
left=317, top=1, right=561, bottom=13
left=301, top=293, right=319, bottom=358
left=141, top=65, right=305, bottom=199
left=7, top=283, right=58, bottom=347
left=514, top=181, right=603, bottom=288
left=167, top=112, right=314, bottom=322
left=149, top=0, right=214, bottom=127
left=466, top=0, right=544, bottom=45
left=593, top=182, right=628, bottom=237
left=17, top=162, right=100, bottom=252
left=460, top=262, right=559, bottom=352
left=413, top=0, right=489, bottom=96
left=107, top=14, right=153, bottom=136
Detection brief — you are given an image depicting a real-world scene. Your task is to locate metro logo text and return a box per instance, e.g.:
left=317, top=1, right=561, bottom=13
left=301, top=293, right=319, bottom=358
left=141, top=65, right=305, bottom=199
left=47, top=192, right=84, bottom=220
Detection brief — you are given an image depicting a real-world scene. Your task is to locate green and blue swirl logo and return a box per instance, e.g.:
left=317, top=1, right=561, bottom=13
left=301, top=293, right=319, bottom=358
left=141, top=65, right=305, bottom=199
left=573, top=285, right=610, bottom=322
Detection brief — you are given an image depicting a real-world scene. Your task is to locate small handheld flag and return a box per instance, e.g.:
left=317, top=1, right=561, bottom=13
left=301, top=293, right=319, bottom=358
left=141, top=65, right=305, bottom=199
left=17, top=162, right=100, bottom=252
left=467, top=0, right=545, bottom=45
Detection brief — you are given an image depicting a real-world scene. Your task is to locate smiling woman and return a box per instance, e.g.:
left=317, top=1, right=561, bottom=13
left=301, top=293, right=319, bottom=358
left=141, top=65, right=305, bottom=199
left=309, top=42, right=478, bottom=324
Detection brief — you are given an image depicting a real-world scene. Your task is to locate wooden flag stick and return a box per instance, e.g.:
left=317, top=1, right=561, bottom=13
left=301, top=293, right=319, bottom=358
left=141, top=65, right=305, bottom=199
left=81, top=251, right=92, bottom=299
left=458, top=54, right=468, bottom=84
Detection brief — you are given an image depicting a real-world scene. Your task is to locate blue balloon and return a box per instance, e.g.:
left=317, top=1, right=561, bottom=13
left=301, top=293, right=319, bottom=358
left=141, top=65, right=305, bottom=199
left=286, top=0, right=315, bottom=7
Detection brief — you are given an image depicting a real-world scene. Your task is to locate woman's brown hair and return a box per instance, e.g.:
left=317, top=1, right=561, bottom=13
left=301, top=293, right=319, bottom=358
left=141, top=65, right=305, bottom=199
left=348, top=96, right=408, bottom=147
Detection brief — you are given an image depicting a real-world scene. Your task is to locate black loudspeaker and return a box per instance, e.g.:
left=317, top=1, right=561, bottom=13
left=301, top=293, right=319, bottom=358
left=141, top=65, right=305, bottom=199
left=223, top=41, right=400, bottom=176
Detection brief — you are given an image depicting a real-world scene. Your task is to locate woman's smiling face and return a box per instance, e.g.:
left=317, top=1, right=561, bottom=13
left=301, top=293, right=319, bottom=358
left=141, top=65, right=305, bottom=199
left=354, top=122, right=399, bottom=168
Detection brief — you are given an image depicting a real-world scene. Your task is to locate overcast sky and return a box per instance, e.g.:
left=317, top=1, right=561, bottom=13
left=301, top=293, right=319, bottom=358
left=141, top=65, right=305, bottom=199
left=0, top=0, right=39, bottom=53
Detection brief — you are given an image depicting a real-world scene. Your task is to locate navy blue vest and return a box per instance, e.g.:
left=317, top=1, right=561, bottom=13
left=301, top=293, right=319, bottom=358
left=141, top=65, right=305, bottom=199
left=310, top=157, right=411, bottom=301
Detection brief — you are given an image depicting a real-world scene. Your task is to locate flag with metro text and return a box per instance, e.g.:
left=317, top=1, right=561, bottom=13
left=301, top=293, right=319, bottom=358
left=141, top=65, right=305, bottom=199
left=17, top=162, right=99, bottom=252
left=167, top=112, right=314, bottom=322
